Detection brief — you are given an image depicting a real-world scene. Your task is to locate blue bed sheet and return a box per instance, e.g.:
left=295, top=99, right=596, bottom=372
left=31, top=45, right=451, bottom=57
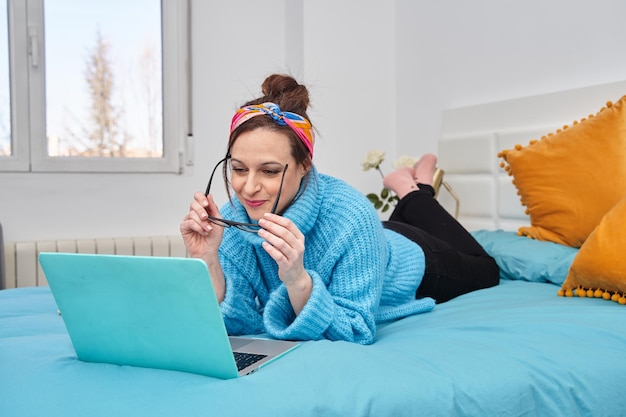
left=1, top=280, right=625, bottom=417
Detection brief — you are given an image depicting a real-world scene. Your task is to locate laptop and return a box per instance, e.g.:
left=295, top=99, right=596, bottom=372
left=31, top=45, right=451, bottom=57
left=39, top=252, right=299, bottom=379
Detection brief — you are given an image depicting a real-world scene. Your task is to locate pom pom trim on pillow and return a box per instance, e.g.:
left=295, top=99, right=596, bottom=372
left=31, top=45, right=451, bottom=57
left=557, top=287, right=626, bottom=305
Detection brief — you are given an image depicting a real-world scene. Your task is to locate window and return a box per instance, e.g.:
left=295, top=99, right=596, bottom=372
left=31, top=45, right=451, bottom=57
left=1, top=0, right=189, bottom=173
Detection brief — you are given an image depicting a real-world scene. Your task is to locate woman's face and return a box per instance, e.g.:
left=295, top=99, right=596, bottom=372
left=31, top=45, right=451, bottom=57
left=229, top=128, right=307, bottom=221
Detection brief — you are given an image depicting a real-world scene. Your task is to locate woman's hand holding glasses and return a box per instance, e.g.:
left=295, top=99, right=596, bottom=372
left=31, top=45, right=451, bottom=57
left=180, top=191, right=227, bottom=302
left=180, top=192, right=225, bottom=260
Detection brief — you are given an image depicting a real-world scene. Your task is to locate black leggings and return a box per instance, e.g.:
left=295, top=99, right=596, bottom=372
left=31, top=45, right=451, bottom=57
left=383, top=185, right=499, bottom=303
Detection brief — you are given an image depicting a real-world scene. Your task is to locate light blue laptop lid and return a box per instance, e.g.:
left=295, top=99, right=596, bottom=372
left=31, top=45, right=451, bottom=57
left=39, top=252, right=240, bottom=379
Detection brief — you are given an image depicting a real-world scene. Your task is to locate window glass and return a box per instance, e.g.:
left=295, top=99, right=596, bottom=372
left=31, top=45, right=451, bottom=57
left=0, top=0, right=10, bottom=156
left=44, top=0, right=162, bottom=158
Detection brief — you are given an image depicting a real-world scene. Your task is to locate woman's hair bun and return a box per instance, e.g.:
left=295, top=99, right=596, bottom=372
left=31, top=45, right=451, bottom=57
left=258, top=74, right=310, bottom=116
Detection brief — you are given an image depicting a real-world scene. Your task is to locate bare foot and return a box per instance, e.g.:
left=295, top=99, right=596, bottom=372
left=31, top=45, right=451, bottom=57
left=383, top=167, right=418, bottom=199
left=412, top=153, right=438, bottom=186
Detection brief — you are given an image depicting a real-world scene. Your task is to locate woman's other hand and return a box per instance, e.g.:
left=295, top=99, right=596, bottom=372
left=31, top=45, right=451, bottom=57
left=258, top=213, right=312, bottom=314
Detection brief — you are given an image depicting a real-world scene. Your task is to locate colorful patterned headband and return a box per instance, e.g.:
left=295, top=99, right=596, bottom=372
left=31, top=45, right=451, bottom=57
left=230, top=102, right=315, bottom=157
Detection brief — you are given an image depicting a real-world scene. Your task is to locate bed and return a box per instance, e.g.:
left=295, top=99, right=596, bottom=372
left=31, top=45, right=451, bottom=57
left=2, top=81, right=626, bottom=416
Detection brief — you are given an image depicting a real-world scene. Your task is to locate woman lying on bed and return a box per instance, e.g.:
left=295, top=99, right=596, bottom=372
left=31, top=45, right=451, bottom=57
left=180, top=74, right=499, bottom=344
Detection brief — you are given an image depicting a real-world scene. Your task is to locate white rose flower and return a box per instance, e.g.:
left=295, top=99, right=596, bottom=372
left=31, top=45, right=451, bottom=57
left=392, top=155, right=419, bottom=169
left=361, top=150, right=385, bottom=171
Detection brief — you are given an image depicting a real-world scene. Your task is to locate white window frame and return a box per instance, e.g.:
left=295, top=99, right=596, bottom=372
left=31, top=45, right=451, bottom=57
left=1, top=0, right=190, bottom=173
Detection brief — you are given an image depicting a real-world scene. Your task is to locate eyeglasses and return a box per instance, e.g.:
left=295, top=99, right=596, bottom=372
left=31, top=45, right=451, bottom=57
left=204, top=156, right=288, bottom=232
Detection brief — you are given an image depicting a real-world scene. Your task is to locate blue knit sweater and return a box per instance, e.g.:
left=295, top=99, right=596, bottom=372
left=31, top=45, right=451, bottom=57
left=218, top=167, right=434, bottom=345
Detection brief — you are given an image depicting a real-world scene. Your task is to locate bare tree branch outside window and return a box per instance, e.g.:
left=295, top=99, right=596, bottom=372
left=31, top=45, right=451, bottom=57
left=83, top=30, right=132, bottom=157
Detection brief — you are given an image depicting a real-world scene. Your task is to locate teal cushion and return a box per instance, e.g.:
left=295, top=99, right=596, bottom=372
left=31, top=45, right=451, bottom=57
left=471, top=230, right=578, bottom=285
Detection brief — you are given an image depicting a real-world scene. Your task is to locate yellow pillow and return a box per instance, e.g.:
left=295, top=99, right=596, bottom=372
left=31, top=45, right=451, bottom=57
left=498, top=95, right=626, bottom=248
left=559, top=195, right=626, bottom=304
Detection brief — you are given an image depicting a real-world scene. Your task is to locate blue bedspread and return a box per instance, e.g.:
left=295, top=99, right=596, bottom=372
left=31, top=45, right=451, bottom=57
left=1, top=280, right=625, bottom=417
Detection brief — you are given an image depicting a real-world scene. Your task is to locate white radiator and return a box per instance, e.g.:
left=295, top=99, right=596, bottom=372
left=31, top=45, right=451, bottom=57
left=2, top=235, right=188, bottom=289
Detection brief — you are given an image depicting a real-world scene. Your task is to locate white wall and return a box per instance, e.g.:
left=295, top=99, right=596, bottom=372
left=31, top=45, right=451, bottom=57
left=2, top=0, right=625, bottom=243
left=302, top=1, right=396, bottom=190
left=395, top=0, right=626, bottom=157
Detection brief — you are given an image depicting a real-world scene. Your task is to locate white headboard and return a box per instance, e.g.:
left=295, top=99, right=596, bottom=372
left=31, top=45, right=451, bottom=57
left=437, top=79, right=626, bottom=232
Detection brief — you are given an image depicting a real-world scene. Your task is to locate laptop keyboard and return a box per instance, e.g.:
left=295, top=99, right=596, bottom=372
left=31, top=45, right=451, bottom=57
left=233, top=351, right=268, bottom=371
